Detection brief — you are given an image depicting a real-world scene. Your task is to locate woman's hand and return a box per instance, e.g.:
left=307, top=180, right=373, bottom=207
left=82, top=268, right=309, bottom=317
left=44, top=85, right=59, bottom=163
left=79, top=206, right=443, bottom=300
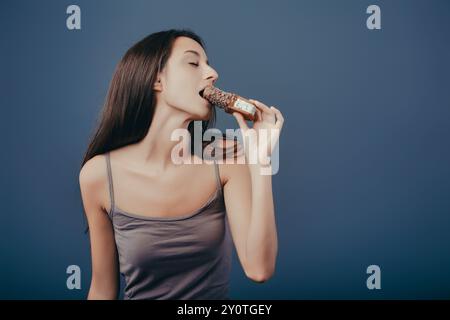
left=232, top=99, right=284, bottom=166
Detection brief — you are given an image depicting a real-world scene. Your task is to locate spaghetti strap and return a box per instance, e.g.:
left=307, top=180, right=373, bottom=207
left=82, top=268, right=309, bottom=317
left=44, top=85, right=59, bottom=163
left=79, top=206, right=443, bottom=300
left=213, top=159, right=223, bottom=196
left=105, top=152, right=115, bottom=218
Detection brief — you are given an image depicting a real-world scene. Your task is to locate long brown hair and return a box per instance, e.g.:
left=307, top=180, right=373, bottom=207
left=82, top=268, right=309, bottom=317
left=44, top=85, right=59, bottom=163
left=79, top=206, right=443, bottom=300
left=80, top=29, right=224, bottom=233
left=81, top=29, right=216, bottom=168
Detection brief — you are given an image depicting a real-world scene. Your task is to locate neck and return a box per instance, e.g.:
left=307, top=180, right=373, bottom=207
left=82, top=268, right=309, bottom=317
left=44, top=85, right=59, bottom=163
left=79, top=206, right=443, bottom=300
left=131, top=103, right=194, bottom=171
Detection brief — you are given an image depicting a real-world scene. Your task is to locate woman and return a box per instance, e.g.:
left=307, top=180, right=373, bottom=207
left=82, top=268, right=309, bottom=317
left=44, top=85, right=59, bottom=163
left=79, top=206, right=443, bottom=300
left=79, top=29, right=284, bottom=300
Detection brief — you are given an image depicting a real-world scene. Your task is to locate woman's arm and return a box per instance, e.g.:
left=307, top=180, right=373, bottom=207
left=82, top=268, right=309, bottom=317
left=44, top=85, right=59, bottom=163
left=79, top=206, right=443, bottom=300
left=79, top=155, right=120, bottom=299
left=222, top=99, right=283, bottom=283
left=222, top=159, right=278, bottom=283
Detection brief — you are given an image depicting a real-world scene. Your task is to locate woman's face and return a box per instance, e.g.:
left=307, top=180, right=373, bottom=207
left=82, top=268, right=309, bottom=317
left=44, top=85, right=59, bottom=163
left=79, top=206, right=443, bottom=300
left=155, top=36, right=219, bottom=120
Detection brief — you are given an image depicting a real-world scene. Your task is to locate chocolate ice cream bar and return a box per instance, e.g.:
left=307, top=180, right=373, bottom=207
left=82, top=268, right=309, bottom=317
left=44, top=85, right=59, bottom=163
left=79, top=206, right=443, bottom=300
left=201, top=85, right=257, bottom=121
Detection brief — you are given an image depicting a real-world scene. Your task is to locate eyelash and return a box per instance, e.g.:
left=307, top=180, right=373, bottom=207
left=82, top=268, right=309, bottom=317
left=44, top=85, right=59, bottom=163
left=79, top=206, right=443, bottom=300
left=189, top=62, right=199, bottom=67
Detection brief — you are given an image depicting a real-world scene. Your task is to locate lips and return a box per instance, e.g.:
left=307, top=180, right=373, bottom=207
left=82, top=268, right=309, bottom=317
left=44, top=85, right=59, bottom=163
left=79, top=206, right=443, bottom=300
left=198, top=88, right=212, bottom=108
left=199, top=84, right=215, bottom=98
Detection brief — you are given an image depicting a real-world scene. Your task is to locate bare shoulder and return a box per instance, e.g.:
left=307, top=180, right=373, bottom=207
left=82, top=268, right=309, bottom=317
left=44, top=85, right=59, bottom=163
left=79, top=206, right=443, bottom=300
left=79, top=154, right=108, bottom=188
left=79, top=154, right=109, bottom=212
left=214, top=137, right=248, bottom=185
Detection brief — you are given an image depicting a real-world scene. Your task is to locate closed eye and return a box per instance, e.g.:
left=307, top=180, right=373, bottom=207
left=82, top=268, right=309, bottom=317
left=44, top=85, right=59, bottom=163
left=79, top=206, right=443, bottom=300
left=189, top=62, right=199, bottom=67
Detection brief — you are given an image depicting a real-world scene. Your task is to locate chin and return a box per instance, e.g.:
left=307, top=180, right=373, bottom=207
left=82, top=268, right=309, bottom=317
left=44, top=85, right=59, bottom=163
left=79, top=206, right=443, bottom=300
left=191, top=107, right=212, bottom=121
left=202, top=109, right=213, bottom=121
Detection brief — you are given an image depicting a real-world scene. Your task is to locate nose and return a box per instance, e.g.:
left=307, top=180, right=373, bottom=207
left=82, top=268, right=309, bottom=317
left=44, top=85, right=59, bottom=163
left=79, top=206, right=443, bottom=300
left=205, top=65, right=219, bottom=85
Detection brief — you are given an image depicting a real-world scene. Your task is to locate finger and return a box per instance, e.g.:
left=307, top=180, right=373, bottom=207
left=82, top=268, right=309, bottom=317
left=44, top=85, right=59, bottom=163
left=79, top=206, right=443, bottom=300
left=249, top=99, right=272, bottom=114
left=233, top=112, right=249, bottom=131
left=271, top=106, right=284, bottom=127
left=255, top=108, right=263, bottom=122
left=271, top=106, right=284, bottom=122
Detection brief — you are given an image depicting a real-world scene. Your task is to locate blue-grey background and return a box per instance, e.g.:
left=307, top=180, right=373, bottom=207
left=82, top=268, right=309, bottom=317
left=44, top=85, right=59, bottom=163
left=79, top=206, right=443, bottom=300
left=1, top=0, right=449, bottom=299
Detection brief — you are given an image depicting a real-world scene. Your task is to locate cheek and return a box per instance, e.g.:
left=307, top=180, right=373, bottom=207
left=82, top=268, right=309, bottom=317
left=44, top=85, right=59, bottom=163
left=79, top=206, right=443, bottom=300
left=165, top=76, right=197, bottom=105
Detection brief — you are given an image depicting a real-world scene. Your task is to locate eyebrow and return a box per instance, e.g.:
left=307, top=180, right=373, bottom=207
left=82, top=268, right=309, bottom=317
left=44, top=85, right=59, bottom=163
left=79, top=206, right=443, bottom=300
left=183, top=50, right=210, bottom=65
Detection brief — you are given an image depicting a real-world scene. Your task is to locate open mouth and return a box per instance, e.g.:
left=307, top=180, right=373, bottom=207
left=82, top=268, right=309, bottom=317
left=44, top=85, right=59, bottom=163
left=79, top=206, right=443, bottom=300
left=199, top=89, right=210, bottom=106
left=198, top=87, right=213, bottom=107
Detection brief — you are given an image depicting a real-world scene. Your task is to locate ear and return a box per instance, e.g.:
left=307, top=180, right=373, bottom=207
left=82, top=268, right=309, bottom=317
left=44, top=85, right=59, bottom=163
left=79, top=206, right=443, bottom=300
left=153, top=77, right=163, bottom=92
left=153, top=74, right=169, bottom=92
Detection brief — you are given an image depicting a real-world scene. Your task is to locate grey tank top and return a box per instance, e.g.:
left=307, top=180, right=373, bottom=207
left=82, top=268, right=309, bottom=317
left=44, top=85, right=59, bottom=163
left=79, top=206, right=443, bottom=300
left=105, top=152, right=232, bottom=300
